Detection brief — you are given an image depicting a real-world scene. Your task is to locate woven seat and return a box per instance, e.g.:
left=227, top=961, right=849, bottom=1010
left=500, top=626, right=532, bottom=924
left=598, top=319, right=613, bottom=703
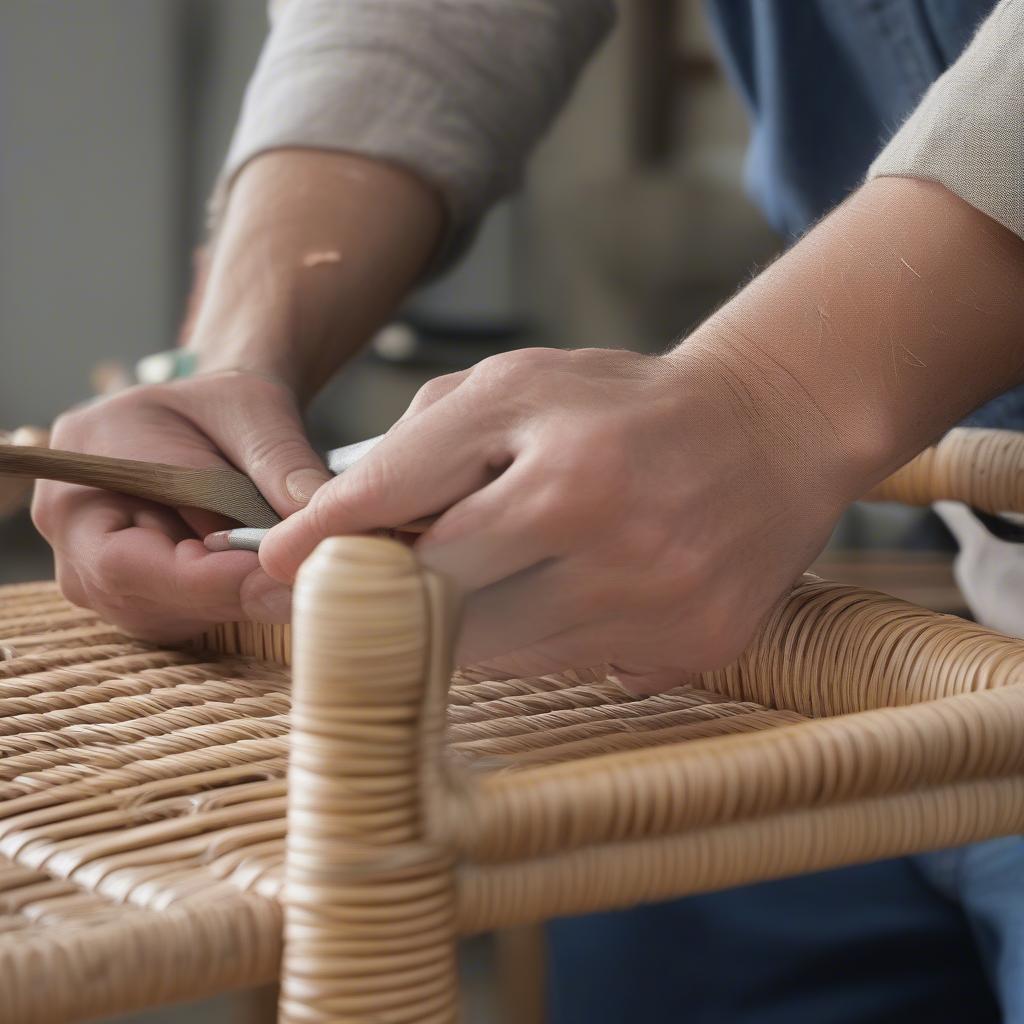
left=1, top=427, right=1024, bottom=1022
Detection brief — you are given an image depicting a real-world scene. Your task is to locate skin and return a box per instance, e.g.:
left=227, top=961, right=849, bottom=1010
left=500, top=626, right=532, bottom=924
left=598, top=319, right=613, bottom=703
left=34, top=149, right=1024, bottom=689
left=33, top=151, right=442, bottom=641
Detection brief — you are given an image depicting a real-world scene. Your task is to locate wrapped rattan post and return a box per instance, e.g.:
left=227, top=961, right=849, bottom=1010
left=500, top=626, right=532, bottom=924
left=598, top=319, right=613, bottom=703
left=280, top=536, right=459, bottom=1024
left=866, top=427, right=1024, bottom=512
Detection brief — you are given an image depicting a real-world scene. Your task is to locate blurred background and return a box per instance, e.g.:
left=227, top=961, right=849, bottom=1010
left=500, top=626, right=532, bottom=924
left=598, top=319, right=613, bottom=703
left=0, top=0, right=954, bottom=595
left=0, top=2, right=963, bottom=1019
left=0, top=0, right=774, bottom=427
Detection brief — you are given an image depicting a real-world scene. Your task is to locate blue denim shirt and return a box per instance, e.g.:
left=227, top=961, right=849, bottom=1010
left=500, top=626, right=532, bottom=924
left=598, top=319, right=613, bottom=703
left=706, top=0, right=1024, bottom=429
left=705, top=0, right=995, bottom=240
left=705, top=4, right=1024, bottom=1014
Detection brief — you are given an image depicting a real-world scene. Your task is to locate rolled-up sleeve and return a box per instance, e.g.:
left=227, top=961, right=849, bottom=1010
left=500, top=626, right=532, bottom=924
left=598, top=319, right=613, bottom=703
left=212, top=0, right=615, bottom=263
left=868, top=0, right=1024, bottom=239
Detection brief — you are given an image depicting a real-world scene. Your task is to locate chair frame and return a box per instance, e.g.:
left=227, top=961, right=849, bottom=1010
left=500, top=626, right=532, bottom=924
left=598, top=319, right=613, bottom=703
left=278, top=484, right=1024, bottom=1018
left=2, top=427, right=1024, bottom=1023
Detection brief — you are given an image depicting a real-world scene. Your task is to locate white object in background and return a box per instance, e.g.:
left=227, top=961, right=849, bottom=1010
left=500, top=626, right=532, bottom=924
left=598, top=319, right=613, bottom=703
left=934, top=500, right=1024, bottom=638
left=372, top=324, right=419, bottom=363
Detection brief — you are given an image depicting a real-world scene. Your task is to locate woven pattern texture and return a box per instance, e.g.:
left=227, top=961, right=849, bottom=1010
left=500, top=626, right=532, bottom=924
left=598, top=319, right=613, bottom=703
left=3, top=426, right=1024, bottom=1022
left=3, top=564, right=1024, bottom=1022
left=0, top=581, right=816, bottom=1022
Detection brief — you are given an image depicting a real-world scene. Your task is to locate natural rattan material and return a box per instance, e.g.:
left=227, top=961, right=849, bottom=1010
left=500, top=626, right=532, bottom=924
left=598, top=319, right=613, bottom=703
left=4, top=427, right=1024, bottom=1021
left=5, top=568, right=1024, bottom=1021
left=866, top=426, right=1024, bottom=512
left=0, top=581, right=800, bottom=1021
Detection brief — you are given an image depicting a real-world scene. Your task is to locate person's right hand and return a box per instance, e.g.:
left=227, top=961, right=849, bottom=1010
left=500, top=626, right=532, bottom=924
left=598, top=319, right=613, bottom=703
left=32, top=370, right=330, bottom=643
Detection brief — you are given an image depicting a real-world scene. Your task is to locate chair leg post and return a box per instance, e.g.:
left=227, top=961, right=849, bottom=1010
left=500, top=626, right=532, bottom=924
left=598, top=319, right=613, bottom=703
left=496, top=926, right=548, bottom=1024
left=279, top=537, right=458, bottom=1023
left=234, top=983, right=280, bottom=1023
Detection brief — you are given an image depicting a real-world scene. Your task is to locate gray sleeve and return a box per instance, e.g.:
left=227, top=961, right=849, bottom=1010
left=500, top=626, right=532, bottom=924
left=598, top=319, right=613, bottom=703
left=868, top=0, right=1024, bottom=239
left=211, top=0, right=615, bottom=263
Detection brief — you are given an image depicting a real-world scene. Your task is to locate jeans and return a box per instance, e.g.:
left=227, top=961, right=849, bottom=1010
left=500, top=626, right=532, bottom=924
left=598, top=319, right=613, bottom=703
left=548, top=852, right=1006, bottom=1023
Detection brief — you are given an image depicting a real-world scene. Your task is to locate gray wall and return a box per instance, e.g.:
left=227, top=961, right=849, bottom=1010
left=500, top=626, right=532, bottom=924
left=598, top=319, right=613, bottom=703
left=0, top=0, right=265, bottom=428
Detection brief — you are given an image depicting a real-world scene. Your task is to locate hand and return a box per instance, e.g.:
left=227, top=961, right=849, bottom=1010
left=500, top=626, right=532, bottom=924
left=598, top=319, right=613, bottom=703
left=264, top=178, right=1024, bottom=690
left=259, top=345, right=854, bottom=689
left=32, top=150, right=440, bottom=645
left=32, top=371, right=331, bottom=643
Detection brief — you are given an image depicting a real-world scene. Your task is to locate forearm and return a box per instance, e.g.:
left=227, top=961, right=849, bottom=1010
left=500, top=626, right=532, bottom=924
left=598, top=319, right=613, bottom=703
left=190, top=0, right=615, bottom=403
left=678, top=177, right=1024, bottom=502
left=188, top=149, right=444, bottom=403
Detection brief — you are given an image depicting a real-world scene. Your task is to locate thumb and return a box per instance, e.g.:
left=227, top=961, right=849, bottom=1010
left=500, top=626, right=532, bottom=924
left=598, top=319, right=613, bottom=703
left=184, top=372, right=332, bottom=518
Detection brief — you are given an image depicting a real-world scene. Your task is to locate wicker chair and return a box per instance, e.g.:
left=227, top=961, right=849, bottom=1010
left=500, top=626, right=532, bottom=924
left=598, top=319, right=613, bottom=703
left=1, top=427, right=1024, bottom=1023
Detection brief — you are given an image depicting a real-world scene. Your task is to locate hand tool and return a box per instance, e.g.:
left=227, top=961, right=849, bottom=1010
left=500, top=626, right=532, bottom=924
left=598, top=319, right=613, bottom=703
left=205, top=434, right=438, bottom=553
left=0, top=436, right=433, bottom=553
left=0, top=444, right=280, bottom=529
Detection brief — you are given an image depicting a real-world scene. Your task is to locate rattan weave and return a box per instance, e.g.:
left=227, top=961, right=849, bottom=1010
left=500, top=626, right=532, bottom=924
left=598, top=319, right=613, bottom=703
left=0, top=584, right=817, bottom=1021
left=0, top=426, right=1023, bottom=1022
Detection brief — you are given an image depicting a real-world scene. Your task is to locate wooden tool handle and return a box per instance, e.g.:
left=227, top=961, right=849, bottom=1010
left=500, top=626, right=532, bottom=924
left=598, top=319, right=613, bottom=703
left=0, top=445, right=188, bottom=491
left=0, top=445, right=280, bottom=529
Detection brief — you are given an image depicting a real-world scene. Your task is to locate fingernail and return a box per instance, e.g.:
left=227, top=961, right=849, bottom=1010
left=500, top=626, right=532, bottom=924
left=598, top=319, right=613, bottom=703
left=204, top=530, right=233, bottom=552
left=204, top=528, right=267, bottom=553
left=285, top=468, right=331, bottom=505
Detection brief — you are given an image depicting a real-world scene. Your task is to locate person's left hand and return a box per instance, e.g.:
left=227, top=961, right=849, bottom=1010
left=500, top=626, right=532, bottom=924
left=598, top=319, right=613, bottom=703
left=260, top=344, right=856, bottom=690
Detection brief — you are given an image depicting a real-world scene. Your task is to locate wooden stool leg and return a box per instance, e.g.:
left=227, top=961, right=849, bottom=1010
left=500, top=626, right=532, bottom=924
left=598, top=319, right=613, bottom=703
left=496, top=926, right=547, bottom=1024
left=279, top=537, right=459, bottom=1023
left=233, top=984, right=279, bottom=1022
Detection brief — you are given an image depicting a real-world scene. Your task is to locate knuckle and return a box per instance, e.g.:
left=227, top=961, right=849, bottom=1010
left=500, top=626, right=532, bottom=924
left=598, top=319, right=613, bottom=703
left=50, top=385, right=159, bottom=449
left=306, top=461, right=388, bottom=533
left=304, top=490, right=341, bottom=539
left=404, top=379, right=448, bottom=420
left=471, top=348, right=556, bottom=389
left=344, top=455, right=393, bottom=510
left=244, top=432, right=312, bottom=475
left=414, top=374, right=457, bottom=407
